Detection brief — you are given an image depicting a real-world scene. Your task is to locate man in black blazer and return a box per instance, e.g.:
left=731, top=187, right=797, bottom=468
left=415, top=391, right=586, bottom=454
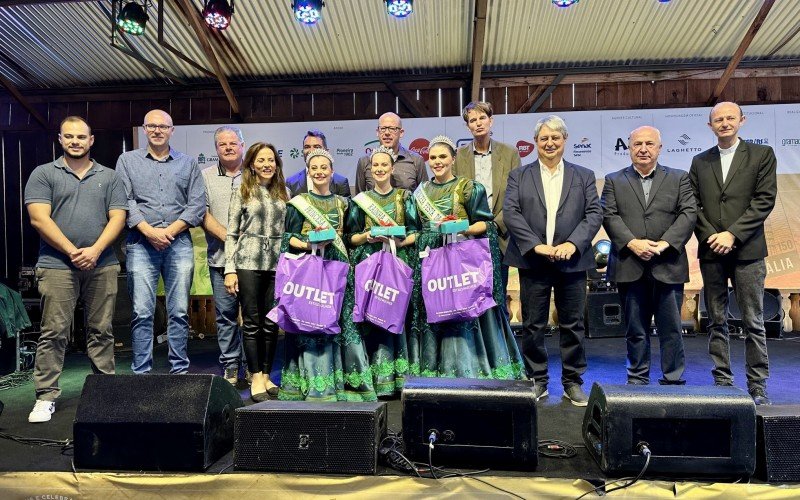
left=689, top=102, right=777, bottom=405
left=603, top=126, right=696, bottom=386
left=286, top=129, right=351, bottom=197
left=504, top=115, right=602, bottom=406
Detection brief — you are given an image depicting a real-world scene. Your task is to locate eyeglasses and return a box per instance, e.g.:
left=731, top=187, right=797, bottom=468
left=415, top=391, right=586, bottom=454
left=143, top=124, right=173, bottom=132
left=378, top=126, right=402, bottom=134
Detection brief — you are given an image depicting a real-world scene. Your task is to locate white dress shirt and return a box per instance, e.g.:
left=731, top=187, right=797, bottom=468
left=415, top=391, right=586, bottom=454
left=718, top=139, right=739, bottom=183
left=540, top=160, right=564, bottom=246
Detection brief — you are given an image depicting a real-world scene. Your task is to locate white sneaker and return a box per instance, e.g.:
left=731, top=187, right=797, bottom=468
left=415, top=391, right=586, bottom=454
left=28, top=400, right=55, bottom=423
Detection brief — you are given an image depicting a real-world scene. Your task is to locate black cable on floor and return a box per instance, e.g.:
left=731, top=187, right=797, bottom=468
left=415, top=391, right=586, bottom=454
left=538, top=439, right=579, bottom=459
left=0, top=431, right=72, bottom=450
left=575, top=443, right=652, bottom=500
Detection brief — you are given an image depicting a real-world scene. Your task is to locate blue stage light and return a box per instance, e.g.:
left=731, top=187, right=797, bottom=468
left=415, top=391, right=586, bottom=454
left=552, top=0, right=579, bottom=7
left=386, top=0, right=413, bottom=18
left=293, top=0, right=324, bottom=25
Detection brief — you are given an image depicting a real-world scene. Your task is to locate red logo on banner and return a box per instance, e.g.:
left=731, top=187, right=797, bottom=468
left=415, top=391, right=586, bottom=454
left=409, top=138, right=430, bottom=161
left=516, top=140, right=535, bottom=158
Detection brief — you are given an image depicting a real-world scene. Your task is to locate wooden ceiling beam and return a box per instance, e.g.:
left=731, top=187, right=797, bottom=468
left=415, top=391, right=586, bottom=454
left=0, top=72, right=47, bottom=128
left=488, top=65, right=800, bottom=88
left=173, top=0, right=240, bottom=119
left=707, top=0, right=776, bottom=105
left=515, top=75, right=564, bottom=113
left=469, top=0, right=488, bottom=102
left=0, top=0, right=93, bottom=6
left=386, top=82, right=429, bottom=118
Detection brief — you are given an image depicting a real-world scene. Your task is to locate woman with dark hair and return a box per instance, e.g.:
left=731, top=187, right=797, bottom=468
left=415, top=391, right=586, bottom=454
left=346, top=145, right=420, bottom=397
left=224, top=142, right=288, bottom=402
left=414, top=136, right=525, bottom=381
left=279, top=148, right=377, bottom=402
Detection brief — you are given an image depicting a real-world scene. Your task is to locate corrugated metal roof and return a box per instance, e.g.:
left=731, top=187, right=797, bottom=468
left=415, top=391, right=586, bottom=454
left=0, top=0, right=799, bottom=90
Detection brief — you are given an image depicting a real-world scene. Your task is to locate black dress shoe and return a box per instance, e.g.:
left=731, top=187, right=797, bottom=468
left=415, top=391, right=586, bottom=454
left=266, top=386, right=280, bottom=398
left=749, top=387, right=772, bottom=406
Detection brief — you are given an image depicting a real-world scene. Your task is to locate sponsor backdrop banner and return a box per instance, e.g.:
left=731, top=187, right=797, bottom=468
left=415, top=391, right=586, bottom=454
left=136, top=103, right=800, bottom=292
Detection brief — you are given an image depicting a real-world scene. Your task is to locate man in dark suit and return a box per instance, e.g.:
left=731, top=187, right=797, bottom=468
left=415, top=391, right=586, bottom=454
left=690, top=101, right=777, bottom=405
left=504, top=115, right=602, bottom=406
left=602, top=126, right=696, bottom=386
left=286, top=129, right=351, bottom=197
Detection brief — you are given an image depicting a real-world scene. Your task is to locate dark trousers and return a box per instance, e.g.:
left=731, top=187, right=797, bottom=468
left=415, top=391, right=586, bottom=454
left=518, top=266, right=587, bottom=388
left=237, top=269, right=279, bottom=375
left=617, top=275, right=686, bottom=385
left=34, top=265, right=119, bottom=401
left=700, top=258, right=768, bottom=390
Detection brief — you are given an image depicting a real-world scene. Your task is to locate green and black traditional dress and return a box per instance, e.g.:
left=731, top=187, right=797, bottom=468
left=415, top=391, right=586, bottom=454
left=414, top=177, right=525, bottom=380
left=278, top=192, right=377, bottom=402
left=345, top=188, right=420, bottom=396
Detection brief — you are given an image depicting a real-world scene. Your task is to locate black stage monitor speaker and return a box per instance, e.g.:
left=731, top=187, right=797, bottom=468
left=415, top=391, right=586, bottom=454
left=586, top=291, right=626, bottom=338
left=234, top=401, right=386, bottom=475
left=74, top=374, right=243, bottom=471
left=756, top=405, right=800, bottom=482
left=698, top=287, right=784, bottom=338
left=402, top=377, right=537, bottom=470
left=582, top=383, right=756, bottom=477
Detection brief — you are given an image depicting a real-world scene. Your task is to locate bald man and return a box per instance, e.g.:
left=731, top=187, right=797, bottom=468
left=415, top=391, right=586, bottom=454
left=602, top=125, right=696, bottom=386
left=690, top=102, right=777, bottom=405
left=116, top=109, right=206, bottom=375
left=354, top=112, right=427, bottom=193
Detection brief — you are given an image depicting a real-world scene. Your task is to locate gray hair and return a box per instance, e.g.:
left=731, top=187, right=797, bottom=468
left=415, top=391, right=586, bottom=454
left=214, top=126, right=244, bottom=143
left=534, top=115, right=568, bottom=139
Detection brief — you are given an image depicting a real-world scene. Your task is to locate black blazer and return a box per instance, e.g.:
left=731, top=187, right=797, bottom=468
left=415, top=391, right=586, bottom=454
left=602, top=164, right=696, bottom=284
left=286, top=170, right=351, bottom=198
left=689, top=140, right=777, bottom=261
left=503, top=159, right=602, bottom=272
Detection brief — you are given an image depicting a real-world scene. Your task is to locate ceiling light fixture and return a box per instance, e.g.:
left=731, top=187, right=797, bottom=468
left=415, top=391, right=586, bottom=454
left=116, top=1, right=149, bottom=35
left=386, top=0, right=413, bottom=18
left=203, top=0, right=235, bottom=30
left=552, top=0, right=579, bottom=7
left=292, top=0, right=324, bottom=25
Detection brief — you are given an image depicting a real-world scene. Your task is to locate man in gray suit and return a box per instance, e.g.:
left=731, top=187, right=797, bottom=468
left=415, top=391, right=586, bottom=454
left=504, top=115, right=602, bottom=406
left=454, top=101, right=521, bottom=296
left=690, top=102, right=777, bottom=405
left=602, top=126, right=696, bottom=386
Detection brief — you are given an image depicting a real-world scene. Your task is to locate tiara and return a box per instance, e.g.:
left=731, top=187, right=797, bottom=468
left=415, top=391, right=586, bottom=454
left=370, top=145, right=397, bottom=162
left=305, top=148, right=334, bottom=166
left=429, top=135, right=456, bottom=151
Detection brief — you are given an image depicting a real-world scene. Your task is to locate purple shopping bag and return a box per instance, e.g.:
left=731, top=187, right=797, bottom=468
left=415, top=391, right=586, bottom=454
left=353, top=242, right=413, bottom=334
left=267, top=251, right=348, bottom=334
left=421, top=237, right=496, bottom=323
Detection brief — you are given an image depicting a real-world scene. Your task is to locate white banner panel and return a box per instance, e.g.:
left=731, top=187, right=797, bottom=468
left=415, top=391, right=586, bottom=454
left=654, top=108, right=710, bottom=171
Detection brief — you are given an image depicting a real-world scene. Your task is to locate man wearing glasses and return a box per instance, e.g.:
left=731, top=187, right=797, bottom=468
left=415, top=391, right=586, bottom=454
left=116, top=109, right=206, bottom=375
left=354, top=112, right=427, bottom=193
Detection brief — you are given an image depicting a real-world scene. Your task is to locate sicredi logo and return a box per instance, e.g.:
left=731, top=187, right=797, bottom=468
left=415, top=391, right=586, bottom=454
left=516, top=140, right=535, bottom=158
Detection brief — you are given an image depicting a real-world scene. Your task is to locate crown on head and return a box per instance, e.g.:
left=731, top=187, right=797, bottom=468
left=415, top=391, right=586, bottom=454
left=370, top=145, right=397, bottom=163
left=305, top=148, right=334, bottom=166
left=429, top=135, right=456, bottom=151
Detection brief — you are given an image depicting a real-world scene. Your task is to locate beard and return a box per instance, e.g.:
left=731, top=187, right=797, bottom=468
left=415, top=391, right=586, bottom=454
left=63, top=148, right=89, bottom=160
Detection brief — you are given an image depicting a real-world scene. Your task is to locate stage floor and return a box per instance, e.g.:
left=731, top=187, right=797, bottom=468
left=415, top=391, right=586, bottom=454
left=1, top=333, right=799, bottom=498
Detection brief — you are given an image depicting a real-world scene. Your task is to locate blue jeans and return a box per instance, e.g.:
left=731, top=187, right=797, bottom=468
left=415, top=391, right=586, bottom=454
left=209, top=266, right=243, bottom=370
left=127, top=231, right=194, bottom=374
